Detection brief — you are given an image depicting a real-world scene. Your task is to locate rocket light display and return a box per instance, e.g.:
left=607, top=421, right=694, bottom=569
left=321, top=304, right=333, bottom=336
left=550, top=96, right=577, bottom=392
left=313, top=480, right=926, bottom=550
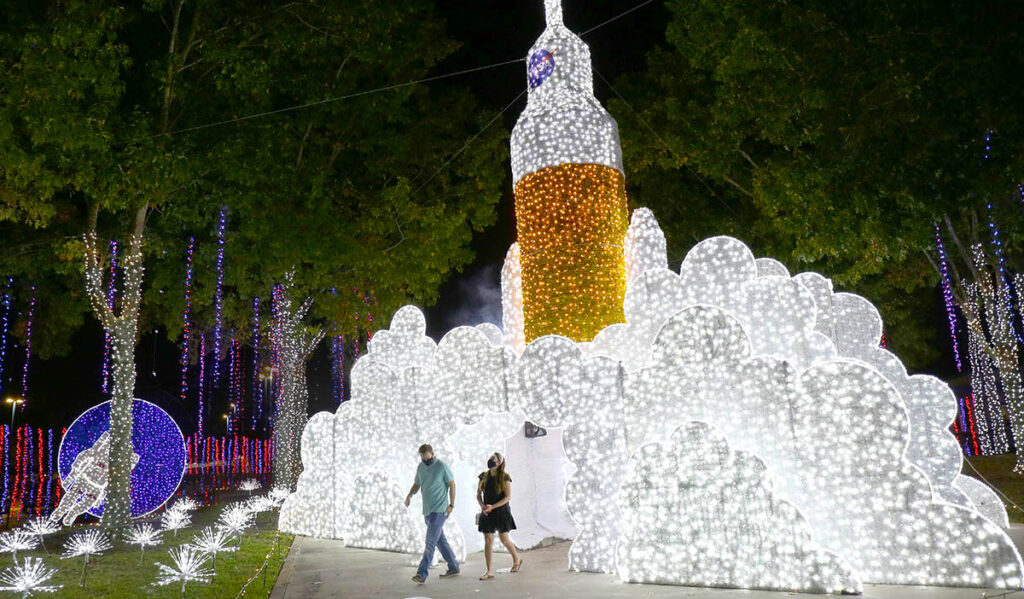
left=511, top=0, right=629, bottom=342
left=281, top=1, right=1024, bottom=593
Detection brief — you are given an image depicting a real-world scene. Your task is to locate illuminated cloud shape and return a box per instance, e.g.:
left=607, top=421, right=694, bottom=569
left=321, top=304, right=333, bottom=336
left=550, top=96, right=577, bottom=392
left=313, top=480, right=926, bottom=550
left=616, top=421, right=860, bottom=594
left=509, top=336, right=628, bottom=573
left=756, top=257, right=790, bottom=278
left=500, top=243, right=526, bottom=354
left=279, top=412, right=335, bottom=537
left=626, top=304, right=1023, bottom=586
left=282, top=222, right=1020, bottom=589
left=284, top=316, right=520, bottom=559
left=365, top=305, right=436, bottom=371
left=623, top=207, right=667, bottom=283
left=597, top=235, right=831, bottom=371
left=825, top=290, right=973, bottom=509
left=954, top=474, right=1010, bottom=528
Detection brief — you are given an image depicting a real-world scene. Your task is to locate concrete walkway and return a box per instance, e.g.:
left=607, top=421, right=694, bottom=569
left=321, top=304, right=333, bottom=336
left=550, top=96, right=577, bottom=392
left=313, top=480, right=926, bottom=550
left=270, top=531, right=1022, bottom=599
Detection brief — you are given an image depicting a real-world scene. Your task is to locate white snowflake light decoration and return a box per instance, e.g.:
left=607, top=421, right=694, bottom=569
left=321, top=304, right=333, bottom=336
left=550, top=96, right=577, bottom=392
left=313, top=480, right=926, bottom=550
left=0, top=531, right=39, bottom=564
left=268, top=487, right=290, bottom=506
left=161, top=509, right=191, bottom=538
left=0, top=556, right=62, bottom=598
left=189, top=527, right=236, bottom=573
left=169, top=497, right=200, bottom=514
left=217, top=507, right=253, bottom=547
left=127, top=524, right=163, bottom=564
left=61, top=530, right=111, bottom=586
left=152, top=546, right=213, bottom=598
left=238, top=479, right=260, bottom=495
left=20, top=520, right=59, bottom=556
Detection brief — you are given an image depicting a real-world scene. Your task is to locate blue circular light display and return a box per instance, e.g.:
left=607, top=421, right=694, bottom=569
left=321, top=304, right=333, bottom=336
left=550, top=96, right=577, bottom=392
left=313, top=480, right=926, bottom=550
left=528, top=48, right=556, bottom=90
left=58, top=399, right=186, bottom=519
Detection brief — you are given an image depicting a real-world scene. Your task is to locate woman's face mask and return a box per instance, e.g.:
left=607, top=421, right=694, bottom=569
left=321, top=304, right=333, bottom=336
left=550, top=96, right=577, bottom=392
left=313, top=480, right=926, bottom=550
left=487, top=458, right=497, bottom=469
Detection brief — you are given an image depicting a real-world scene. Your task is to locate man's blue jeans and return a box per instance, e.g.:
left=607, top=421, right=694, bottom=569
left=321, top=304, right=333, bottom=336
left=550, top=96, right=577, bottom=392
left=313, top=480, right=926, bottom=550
left=417, top=512, right=459, bottom=580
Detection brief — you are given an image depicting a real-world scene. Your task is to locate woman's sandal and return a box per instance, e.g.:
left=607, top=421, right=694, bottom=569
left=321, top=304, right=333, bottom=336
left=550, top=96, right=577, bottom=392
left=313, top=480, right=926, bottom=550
left=479, top=573, right=496, bottom=580
left=511, top=559, right=523, bottom=573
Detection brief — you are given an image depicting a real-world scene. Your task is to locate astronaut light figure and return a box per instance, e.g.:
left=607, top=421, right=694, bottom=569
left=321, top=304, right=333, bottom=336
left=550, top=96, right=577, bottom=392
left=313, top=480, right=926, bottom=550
left=50, top=431, right=140, bottom=527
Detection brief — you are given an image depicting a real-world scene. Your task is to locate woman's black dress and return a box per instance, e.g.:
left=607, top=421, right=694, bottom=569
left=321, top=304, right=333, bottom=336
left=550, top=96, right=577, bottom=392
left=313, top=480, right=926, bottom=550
left=477, top=472, right=517, bottom=534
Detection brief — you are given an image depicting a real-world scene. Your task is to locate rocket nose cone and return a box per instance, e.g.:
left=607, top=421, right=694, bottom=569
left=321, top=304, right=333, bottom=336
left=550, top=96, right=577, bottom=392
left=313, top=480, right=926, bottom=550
left=544, top=0, right=563, bottom=26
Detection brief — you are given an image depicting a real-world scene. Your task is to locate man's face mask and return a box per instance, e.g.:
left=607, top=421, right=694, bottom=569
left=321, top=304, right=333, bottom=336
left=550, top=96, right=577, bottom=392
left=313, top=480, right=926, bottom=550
left=422, top=456, right=435, bottom=466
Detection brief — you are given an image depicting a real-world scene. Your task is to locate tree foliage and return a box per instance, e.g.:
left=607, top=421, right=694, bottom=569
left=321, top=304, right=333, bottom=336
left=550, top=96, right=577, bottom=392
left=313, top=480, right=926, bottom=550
left=0, top=0, right=507, bottom=355
left=613, top=0, right=1024, bottom=369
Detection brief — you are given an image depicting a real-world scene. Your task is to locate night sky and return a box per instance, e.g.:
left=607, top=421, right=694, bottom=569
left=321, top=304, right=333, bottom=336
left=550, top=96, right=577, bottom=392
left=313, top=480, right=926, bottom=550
left=9, top=1, right=959, bottom=433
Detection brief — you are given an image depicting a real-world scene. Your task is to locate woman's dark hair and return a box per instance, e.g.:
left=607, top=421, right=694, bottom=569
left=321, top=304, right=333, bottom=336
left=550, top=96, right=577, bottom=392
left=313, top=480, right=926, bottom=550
left=479, top=452, right=507, bottom=495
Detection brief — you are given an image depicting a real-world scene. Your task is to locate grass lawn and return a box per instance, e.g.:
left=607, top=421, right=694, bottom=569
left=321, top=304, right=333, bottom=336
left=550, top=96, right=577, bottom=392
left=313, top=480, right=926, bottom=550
left=3, top=497, right=293, bottom=598
left=963, top=454, right=1024, bottom=523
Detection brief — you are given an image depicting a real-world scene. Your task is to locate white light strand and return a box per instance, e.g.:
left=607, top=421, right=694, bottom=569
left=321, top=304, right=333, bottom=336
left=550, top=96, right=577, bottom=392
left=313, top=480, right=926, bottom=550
left=83, top=232, right=146, bottom=532
left=269, top=273, right=326, bottom=491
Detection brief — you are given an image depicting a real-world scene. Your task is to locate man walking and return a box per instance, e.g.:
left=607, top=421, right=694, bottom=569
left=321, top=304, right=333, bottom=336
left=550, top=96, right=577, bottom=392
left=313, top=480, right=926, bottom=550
left=405, top=443, right=460, bottom=583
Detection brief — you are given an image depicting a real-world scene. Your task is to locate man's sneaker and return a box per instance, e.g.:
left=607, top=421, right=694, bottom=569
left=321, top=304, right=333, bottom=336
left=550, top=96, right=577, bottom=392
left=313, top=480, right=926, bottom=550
left=440, top=569, right=460, bottom=578
left=412, top=575, right=426, bottom=584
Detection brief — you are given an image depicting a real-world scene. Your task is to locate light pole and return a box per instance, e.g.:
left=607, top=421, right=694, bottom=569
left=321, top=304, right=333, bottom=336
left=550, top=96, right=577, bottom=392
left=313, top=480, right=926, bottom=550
left=4, top=396, right=24, bottom=430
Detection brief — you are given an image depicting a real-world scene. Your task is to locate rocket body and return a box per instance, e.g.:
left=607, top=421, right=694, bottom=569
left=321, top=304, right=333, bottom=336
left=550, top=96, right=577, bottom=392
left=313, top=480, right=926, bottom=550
left=510, top=1, right=629, bottom=343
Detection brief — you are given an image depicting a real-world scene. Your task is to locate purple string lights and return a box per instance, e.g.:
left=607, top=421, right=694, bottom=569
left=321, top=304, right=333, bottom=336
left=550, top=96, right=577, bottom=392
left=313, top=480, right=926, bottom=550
left=985, top=203, right=1021, bottom=343
left=331, top=334, right=345, bottom=404
left=251, top=297, right=262, bottom=432
left=935, top=227, right=962, bottom=371
left=21, top=288, right=36, bottom=399
left=101, top=241, right=119, bottom=394
left=198, top=333, right=207, bottom=438
left=270, top=285, right=283, bottom=430
left=0, top=277, right=11, bottom=398
left=212, top=208, right=228, bottom=384
left=180, top=237, right=195, bottom=402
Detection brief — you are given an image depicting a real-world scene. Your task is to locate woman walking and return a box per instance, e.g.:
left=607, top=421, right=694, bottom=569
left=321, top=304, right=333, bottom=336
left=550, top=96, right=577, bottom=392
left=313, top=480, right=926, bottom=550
left=477, top=452, right=522, bottom=580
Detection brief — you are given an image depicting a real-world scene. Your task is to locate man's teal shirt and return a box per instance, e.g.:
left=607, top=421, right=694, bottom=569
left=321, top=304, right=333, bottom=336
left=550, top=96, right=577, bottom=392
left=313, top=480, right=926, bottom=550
left=415, top=459, right=454, bottom=516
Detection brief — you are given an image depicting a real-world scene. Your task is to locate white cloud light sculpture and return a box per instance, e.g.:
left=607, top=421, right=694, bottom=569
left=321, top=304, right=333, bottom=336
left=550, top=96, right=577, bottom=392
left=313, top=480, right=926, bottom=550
left=281, top=209, right=1023, bottom=591
left=617, top=421, right=859, bottom=593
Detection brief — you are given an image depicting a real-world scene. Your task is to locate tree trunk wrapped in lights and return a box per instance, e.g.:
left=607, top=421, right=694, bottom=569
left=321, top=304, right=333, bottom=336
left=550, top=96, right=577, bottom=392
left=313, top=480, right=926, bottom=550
left=82, top=209, right=146, bottom=536
left=271, top=277, right=325, bottom=491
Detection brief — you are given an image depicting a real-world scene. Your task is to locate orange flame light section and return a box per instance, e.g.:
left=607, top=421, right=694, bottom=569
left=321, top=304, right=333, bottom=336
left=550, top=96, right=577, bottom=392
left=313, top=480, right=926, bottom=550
left=514, top=162, right=628, bottom=342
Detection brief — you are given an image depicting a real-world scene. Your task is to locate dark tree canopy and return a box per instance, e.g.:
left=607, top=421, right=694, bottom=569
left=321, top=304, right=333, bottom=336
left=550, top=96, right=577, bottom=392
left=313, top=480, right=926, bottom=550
left=0, top=0, right=507, bottom=359
left=612, top=0, right=1024, bottom=369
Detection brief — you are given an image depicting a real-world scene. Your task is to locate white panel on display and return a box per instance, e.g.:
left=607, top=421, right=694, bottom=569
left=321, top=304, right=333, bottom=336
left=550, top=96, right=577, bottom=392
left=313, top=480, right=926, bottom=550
left=504, top=423, right=579, bottom=549
left=280, top=208, right=1022, bottom=590
left=616, top=421, right=859, bottom=594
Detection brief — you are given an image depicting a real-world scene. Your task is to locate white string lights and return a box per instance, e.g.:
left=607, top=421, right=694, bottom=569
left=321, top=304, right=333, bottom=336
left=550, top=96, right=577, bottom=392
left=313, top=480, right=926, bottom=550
left=617, top=421, right=859, bottom=593
left=83, top=233, right=146, bottom=532
left=269, top=275, right=325, bottom=491
left=281, top=227, right=1024, bottom=590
